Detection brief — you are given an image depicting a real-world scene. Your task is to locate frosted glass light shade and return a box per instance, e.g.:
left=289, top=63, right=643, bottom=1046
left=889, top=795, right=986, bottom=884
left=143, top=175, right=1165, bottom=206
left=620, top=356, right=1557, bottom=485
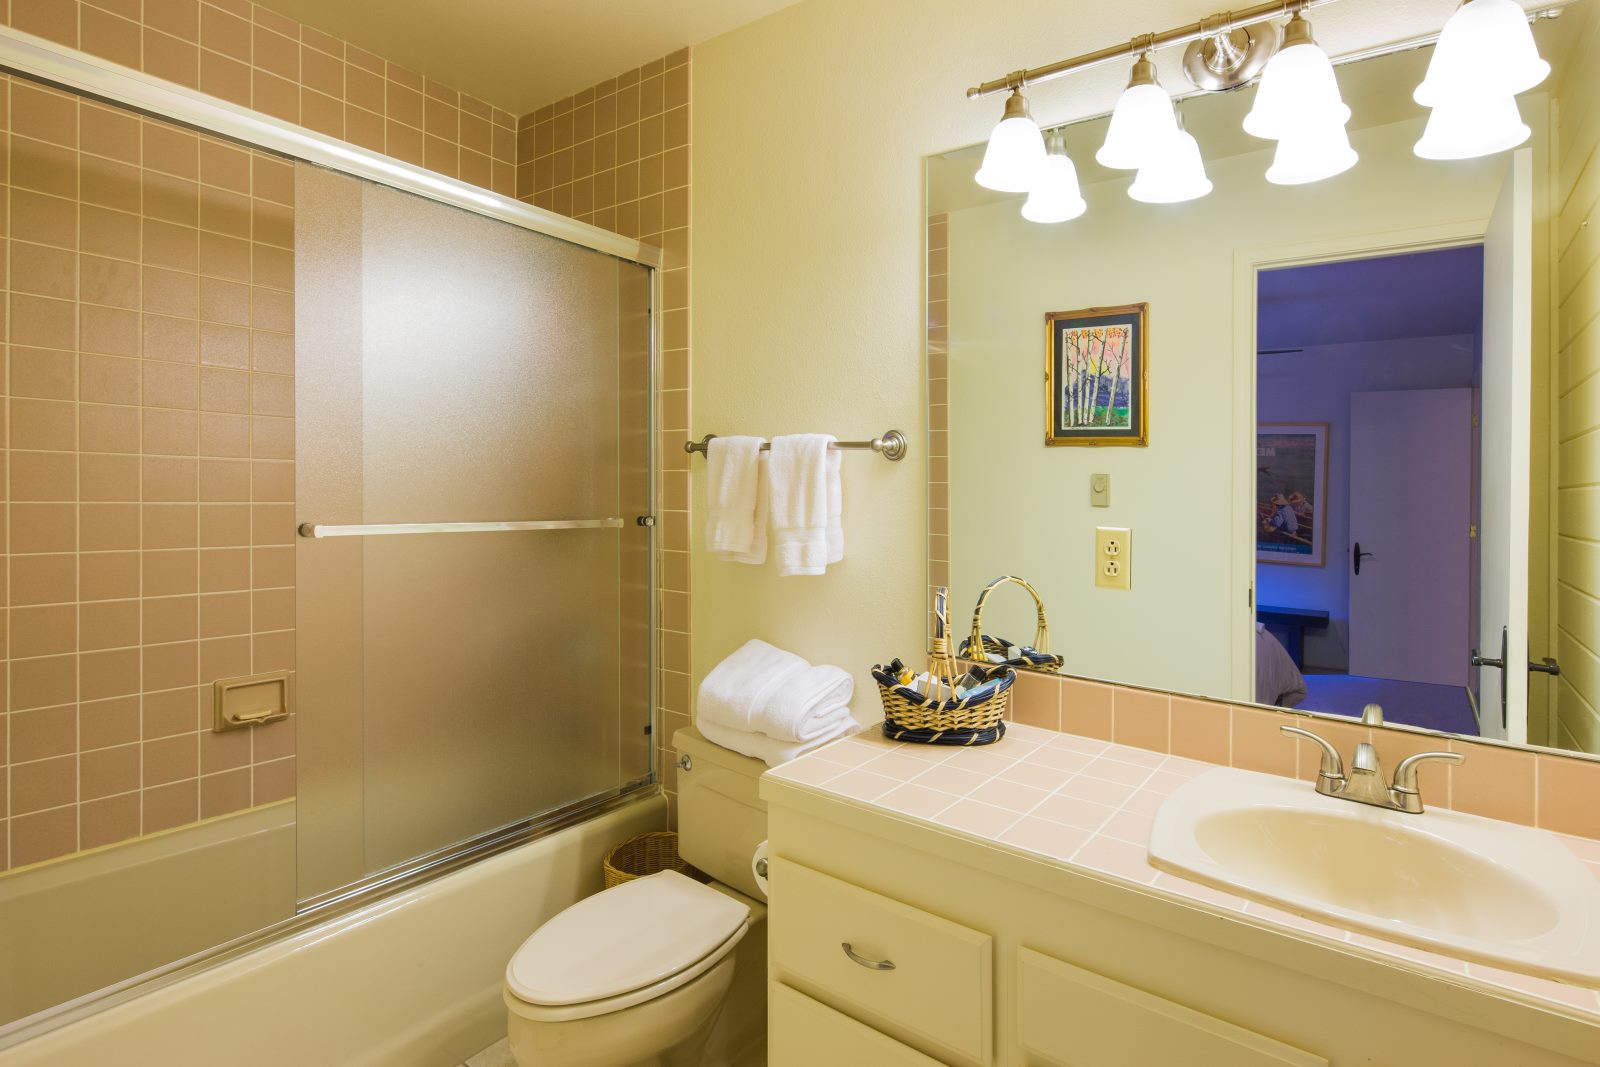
left=1097, top=70, right=1178, bottom=170
left=975, top=91, right=1047, bottom=193
left=1415, top=0, right=1550, bottom=108
left=1022, top=152, right=1087, bottom=223
left=1265, top=121, right=1358, bottom=185
left=1129, top=131, right=1212, bottom=204
left=1415, top=93, right=1530, bottom=160
left=1243, top=35, right=1351, bottom=140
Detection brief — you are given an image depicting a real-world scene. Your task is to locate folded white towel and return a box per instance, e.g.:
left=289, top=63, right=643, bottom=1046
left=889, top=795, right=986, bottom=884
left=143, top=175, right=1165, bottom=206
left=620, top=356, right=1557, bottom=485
left=698, top=714, right=858, bottom=768
left=769, top=434, right=839, bottom=577
left=705, top=436, right=767, bottom=565
left=697, top=639, right=855, bottom=741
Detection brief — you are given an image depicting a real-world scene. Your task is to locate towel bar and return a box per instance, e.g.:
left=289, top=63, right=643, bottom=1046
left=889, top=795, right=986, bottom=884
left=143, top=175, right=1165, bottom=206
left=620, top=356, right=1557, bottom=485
left=297, top=518, right=626, bottom=538
left=684, top=429, right=908, bottom=462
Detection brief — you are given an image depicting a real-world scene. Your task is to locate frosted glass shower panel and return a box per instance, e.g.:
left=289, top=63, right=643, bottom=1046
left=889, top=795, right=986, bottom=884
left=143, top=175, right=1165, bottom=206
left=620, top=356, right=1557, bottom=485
left=296, top=167, right=654, bottom=892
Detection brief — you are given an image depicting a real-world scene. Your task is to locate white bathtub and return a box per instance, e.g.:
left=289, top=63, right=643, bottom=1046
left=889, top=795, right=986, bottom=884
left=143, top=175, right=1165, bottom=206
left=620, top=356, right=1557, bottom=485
left=0, top=794, right=667, bottom=1066
left=0, top=801, right=298, bottom=1027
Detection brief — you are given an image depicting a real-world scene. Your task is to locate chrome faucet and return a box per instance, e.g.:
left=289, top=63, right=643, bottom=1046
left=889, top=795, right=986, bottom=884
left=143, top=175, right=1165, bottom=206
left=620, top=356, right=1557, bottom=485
left=1281, top=724, right=1463, bottom=814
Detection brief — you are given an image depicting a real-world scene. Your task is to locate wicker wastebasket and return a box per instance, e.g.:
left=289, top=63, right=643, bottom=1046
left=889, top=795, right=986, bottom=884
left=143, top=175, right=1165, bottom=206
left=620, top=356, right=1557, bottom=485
left=601, top=831, right=707, bottom=889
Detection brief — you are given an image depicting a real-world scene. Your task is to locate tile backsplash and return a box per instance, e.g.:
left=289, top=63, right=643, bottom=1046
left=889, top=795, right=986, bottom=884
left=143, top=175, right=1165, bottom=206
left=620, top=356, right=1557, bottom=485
left=1003, top=668, right=1600, bottom=841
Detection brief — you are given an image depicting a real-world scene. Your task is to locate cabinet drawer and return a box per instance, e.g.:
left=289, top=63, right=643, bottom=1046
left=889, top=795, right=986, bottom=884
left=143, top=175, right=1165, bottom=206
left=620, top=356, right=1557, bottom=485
left=1017, top=947, right=1327, bottom=1067
left=771, top=982, right=949, bottom=1066
left=769, top=857, right=992, bottom=1064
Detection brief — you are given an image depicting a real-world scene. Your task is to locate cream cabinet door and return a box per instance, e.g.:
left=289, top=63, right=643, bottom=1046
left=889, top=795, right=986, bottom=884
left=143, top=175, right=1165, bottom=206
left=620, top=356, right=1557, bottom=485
left=1017, top=947, right=1328, bottom=1067
left=770, top=982, right=949, bottom=1067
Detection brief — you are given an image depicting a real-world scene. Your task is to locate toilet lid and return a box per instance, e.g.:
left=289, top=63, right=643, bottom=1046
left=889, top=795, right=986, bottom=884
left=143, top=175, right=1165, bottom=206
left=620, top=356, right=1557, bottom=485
left=506, top=870, right=750, bottom=1006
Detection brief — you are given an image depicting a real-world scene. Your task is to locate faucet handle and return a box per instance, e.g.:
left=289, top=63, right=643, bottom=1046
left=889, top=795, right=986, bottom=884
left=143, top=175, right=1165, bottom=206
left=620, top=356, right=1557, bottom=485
left=1391, top=750, right=1463, bottom=796
left=1280, top=725, right=1345, bottom=783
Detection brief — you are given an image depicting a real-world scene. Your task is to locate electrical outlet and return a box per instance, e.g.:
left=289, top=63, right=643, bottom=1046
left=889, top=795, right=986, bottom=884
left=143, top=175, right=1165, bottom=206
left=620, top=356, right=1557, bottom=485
left=1096, top=527, right=1131, bottom=590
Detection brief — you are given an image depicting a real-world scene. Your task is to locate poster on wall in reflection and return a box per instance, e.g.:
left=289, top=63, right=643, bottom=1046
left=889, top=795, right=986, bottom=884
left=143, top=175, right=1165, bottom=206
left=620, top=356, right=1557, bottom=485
left=1045, top=303, right=1148, bottom=447
left=1256, top=423, right=1328, bottom=567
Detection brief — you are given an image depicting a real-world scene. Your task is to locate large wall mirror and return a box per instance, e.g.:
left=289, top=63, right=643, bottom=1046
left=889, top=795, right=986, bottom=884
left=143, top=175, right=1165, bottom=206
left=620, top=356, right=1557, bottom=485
left=925, top=22, right=1598, bottom=761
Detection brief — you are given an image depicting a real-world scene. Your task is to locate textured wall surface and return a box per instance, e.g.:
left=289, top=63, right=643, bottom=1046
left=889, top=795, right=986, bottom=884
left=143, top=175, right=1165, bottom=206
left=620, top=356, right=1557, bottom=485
left=1554, top=0, right=1600, bottom=753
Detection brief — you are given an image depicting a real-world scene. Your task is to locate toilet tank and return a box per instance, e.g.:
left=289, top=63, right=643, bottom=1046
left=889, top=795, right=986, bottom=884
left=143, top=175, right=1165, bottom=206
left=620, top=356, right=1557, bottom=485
left=673, top=727, right=768, bottom=898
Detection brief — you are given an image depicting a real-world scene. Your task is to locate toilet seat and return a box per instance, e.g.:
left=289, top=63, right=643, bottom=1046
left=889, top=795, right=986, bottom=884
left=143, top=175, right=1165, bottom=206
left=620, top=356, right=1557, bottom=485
left=505, top=870, right=750, bottom=1022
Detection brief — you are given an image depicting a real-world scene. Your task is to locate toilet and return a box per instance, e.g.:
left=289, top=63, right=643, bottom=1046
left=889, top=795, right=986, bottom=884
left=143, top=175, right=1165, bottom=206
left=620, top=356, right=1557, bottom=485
left=503, top=728, right=770, bottom=1067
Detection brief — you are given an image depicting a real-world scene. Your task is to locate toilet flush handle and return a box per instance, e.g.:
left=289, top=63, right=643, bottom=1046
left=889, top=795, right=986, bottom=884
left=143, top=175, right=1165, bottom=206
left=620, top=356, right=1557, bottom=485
left=675, top=754, right=692, bottom=772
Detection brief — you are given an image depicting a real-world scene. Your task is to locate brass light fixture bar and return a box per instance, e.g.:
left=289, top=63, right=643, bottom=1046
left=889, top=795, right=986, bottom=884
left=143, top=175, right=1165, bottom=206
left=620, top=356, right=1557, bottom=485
left=966, top=0, right=1338, bottom=99
left=965, top=0, right=1579, bottom=100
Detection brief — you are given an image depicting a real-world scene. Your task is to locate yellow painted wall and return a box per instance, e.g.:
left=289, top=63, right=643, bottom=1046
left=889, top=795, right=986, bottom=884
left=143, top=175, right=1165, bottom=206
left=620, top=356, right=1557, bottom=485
left=1553, top=0, right=1600, bottom=752
left=688, top=0, right=1576, bottom=721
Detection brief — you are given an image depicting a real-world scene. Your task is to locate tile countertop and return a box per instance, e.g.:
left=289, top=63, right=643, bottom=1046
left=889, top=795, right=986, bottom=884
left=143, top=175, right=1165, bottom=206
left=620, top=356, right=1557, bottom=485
left=764, top=721, right=1600, bottom=1020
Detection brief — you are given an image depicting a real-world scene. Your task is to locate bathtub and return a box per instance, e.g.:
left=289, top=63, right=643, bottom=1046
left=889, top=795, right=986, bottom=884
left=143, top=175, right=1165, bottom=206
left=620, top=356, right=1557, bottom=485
left=0, top=794, right=667, bottom=1066
left=0, top=801, right=297, bottom=1027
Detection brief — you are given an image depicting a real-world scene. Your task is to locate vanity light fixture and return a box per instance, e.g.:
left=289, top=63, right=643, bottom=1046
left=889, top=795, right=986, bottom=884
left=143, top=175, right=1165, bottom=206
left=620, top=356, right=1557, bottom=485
left=1414, top=0, right=1550, bottom=109
left=1128, top=120, right=1213, bottom=204
left=1022, top=129, right=1088, bottom=223
left=975, top=87, right=1047, bottom=193
left=1414, top=92, right=1532, bottom=160
left=1241, top=13, right=1350, bottom=141
left=967, top=0, right=1575, bottom=202
left=1096, top=53, right=1178, bottom=170
left=1411, top=0, right=1549, bottom=161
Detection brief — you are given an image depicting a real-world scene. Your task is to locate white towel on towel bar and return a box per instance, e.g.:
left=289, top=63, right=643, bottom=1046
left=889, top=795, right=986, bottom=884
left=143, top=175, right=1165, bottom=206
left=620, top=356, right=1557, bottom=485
left=705, top=435, right=768, bottom=564
left=769, top=434, right=843, bottom=577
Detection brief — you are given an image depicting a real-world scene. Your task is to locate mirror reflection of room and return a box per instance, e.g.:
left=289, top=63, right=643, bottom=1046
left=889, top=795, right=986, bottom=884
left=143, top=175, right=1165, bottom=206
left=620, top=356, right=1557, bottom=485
left=1254, top=247, right=1488, bottom=740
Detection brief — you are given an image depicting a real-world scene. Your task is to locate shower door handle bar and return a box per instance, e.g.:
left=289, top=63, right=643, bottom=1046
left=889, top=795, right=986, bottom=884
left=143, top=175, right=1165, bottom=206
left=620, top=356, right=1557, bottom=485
left=297, top=518, right=627, bottom=538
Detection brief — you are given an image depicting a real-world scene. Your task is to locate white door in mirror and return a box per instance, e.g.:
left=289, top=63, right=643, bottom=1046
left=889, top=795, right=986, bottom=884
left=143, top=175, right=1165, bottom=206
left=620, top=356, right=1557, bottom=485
left=1149, top=767, right=1600, bottom=983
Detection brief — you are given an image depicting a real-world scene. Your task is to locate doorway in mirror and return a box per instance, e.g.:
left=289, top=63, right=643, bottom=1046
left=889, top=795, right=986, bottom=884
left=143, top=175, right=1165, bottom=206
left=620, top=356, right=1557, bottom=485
left=1255, top=246, right=1488, bottom=737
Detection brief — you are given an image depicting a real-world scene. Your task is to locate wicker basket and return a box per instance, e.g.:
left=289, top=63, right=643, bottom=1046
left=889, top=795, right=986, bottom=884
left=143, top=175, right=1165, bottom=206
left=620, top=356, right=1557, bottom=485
left=957, top=575, right=1065, bottom=672
left=602, top=831, right=706, bottom=889
left=873, top=587, right=1012, bottom=741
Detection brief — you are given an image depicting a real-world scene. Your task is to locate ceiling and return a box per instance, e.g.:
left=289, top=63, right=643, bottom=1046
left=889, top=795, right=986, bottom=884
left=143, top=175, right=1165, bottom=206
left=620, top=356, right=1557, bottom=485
left=255, top=0, right=802, bottom=115
left=1258, top=245, right=1485, bottom=351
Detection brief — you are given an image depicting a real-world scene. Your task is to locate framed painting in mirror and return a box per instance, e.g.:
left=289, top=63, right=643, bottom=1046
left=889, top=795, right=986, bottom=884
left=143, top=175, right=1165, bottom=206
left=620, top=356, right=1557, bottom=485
left=1045, top=303, right=1148, bottom=446
left=1256, top=422, right=1328, bottom=567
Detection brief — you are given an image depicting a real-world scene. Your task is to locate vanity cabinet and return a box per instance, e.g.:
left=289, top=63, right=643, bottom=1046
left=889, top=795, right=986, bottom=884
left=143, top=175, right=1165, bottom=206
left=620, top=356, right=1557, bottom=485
left=763, top=783, right=1600, bottom=1067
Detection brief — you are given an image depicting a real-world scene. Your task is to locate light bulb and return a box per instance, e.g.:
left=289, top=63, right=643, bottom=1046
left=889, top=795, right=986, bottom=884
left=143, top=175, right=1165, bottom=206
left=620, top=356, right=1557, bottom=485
left=975, top=88, right=1047, bottom=193
left=1414, top=92, right=1530, bottom=160
left=1243, top=15, right=1351, bottom=141
left=1096, top=55, right=1178, bottom=171
left=1265, top=120, right=1359, bottom=184
left=1129, top=129, right=1212, bottom=204
left=1022, top=134, right=1087, bottom=223
left=1415, top=0, right=1550, bottom=108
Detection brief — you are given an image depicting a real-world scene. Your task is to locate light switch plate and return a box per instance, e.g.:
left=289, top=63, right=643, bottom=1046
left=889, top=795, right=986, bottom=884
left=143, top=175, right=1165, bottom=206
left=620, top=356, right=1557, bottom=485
left=1096, top=527, right=1131, bottom=590
left=1090, top=473, right=1111, bottom=508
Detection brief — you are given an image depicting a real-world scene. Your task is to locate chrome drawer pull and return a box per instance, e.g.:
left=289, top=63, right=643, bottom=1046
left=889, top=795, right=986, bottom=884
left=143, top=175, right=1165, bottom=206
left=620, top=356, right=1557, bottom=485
left=841, top=942, right=896, bottom=971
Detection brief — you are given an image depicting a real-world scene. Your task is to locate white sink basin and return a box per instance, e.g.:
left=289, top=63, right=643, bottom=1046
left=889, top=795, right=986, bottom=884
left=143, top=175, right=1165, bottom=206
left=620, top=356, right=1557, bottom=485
left=1149, top=767, right=1600, bottom=984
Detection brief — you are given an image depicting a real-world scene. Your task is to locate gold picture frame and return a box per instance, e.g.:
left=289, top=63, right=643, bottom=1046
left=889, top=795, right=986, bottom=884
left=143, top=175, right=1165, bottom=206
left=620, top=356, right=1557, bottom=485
left=1044, top=303, right=1149, bottom=447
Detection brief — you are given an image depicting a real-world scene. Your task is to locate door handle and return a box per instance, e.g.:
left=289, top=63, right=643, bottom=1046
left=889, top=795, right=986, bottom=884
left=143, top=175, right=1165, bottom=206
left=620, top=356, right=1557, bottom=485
left=1471, top=626, right=1510, bottom=729
left=1529, top=657, right=1561, bottom=677
left=1353, top=542, right=1376, bottom=575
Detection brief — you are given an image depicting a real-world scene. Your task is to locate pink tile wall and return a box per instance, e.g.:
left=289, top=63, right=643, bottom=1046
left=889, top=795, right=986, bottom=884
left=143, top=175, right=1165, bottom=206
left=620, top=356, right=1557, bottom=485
left=1004, top=670, right=1600, bottom=841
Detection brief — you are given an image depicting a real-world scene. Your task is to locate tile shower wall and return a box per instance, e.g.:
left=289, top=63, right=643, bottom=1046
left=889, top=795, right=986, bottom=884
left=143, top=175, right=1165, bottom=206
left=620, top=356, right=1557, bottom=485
left=1, top=0, right=518, bottom=199
left=517, top=51, right=693, bottom=819
left=2, top=78, right=296, bottom=871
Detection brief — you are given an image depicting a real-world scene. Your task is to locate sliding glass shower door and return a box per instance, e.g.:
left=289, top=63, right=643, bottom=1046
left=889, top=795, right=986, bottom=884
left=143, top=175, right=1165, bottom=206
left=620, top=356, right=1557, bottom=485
left=294, top=166, right=654, bottom=902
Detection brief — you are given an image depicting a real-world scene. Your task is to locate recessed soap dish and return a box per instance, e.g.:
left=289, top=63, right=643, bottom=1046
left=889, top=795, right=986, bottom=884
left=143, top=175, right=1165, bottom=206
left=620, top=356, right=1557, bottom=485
left=213, top=672, right=291, bottom=732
